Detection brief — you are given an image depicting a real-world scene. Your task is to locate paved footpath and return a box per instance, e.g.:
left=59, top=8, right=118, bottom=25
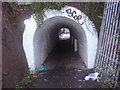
left=30, top=40, right=100, bottom=88
left=30, top=68, right=100, bottom=88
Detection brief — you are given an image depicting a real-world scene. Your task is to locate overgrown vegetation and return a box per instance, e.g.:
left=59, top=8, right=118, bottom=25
left=15, top=68, right=45, bottom=88
left=31, top=2, right=104, bottom=34
left=31, top=2, right=67, bottom=26
left=80, top=2, right=104, bottom=36
left=95, top=37, right=119, bottom=88
left=15, top=69, right=33, bottom=88
left=8, top=2, right=104, bottom=34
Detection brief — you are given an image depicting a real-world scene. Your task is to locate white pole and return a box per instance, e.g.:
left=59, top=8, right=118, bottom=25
left=74, top=39, right=77, bottom=52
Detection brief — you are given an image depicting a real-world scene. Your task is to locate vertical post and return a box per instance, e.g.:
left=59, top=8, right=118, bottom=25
left=74, top=39, right=77, bottom=52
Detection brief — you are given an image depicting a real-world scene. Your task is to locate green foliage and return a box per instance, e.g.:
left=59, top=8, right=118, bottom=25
left=15, top=68, right=44, bottom=89
left=31, top=2, right=67, bottom=26
left=16, top=69, right=33, bottom=89
left=80, top=2, right=104, bottom=35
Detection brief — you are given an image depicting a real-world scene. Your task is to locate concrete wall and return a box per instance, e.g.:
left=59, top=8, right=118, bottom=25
left=43, top=6, right=98, bottom=69
left=33, top=18, right=60, bottom=69
left=2, top=3, right=32, bottom=88
left=33, top=16, right=87, bottom=69
left=77, top=29, right=88, bottom=67
left=23, top=6, right=98, bottom=72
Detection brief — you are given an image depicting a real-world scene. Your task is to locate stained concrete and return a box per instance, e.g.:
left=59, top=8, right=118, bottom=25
left=2, top=3, right=32, bottom=88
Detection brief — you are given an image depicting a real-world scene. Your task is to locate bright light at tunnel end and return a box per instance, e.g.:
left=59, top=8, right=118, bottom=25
left=59, top=28, right=70, bottom=40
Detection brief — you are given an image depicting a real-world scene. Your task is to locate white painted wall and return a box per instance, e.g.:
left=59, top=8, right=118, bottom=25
left=43, top=6, right=98, bottom=69
left=23, top=6, right=98, bottom=71
left=23, top=15, right=37, bottom=71
left=33, top=22, right=59, bottom=69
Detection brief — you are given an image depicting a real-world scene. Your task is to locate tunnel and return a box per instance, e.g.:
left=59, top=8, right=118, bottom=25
left=33, top=16, right=87, bottom=70
left=23, top=6, right=98, bottom=72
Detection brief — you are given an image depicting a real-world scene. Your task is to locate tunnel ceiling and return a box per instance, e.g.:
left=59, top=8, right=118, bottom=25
left=34, top=16, right=86, bottom=41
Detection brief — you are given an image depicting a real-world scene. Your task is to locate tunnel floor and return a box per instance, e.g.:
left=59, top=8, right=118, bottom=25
left=30, top=40, right=100, bottom=88
left=44, top=39, right=86, bottom=70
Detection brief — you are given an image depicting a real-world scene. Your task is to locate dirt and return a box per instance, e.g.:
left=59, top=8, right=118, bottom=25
left=29, top=40, right=100, bottom=88
left=2, top=3, right=32, bottom=88
left=30, top=68, right=100, bottom=88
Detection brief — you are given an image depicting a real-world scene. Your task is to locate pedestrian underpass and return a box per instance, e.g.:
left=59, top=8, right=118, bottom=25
left=34, top=16, right=88, bottom=70
left=3, top=2, right=120, bottom=88
left=23, top=6, right=98, bottom=72
left=43, top=38, right=87, bottom=71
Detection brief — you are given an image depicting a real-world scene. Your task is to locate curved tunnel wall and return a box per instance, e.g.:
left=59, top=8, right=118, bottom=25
left=33, top=16, right=87, bottom=69
left=23, top=6, right=98, bottom=72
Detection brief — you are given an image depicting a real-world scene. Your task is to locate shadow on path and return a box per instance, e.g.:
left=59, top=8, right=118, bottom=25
left=30, top=40, right=100, bottom=88
left=44, top=39, right=86, bottom=70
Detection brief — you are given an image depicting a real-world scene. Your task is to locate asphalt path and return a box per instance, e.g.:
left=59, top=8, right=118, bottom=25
left=30, top=40, right=100, bottom=88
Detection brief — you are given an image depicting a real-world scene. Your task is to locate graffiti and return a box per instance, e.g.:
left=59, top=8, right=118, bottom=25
left=66, top=8, right=84, bottom=25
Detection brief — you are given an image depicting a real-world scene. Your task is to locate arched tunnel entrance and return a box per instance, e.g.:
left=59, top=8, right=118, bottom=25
left=23, top=6, right=98, bottom=72
left=33, top=16, right=87, bottom=71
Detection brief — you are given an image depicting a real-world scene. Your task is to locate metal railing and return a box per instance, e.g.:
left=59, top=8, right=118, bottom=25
left=95, top=1, right=120, bottom=88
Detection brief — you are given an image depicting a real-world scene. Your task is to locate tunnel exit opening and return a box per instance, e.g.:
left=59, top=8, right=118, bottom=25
left=58, top=27, right=74, bottom=52
left=58, top=28, right=78, bottom=53
left=58, top=28, right=70, bottom=40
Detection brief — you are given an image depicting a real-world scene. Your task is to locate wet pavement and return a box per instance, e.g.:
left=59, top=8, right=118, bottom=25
left=30, top=40, right=100, bottom=88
